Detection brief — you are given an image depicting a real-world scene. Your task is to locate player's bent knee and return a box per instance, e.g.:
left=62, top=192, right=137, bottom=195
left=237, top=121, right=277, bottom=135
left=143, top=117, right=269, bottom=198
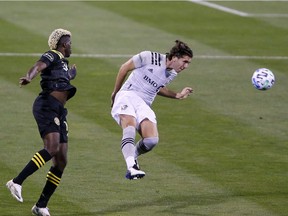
left=143, top=137, right=159, bottom=151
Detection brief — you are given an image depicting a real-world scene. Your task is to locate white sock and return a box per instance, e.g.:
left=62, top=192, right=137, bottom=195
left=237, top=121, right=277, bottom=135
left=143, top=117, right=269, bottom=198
left=125, top=156, right=135, bottom=169
left=121, top=126, right=136, bottom=169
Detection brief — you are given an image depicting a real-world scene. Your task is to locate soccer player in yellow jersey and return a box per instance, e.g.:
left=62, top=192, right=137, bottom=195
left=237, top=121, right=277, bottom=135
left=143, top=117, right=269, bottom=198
left=6, top=28, right=77, bottom=216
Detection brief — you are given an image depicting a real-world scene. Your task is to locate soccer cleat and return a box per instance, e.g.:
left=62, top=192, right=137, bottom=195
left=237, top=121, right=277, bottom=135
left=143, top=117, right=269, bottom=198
left=6, top=180, right=23, bottom=202
left=31, top=205, right=50, bottom=216
left=125, top=164, right=145, bottom=180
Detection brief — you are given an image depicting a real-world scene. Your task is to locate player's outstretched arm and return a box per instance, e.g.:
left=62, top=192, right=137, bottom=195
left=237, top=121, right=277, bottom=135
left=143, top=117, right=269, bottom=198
left=111, top=58, right=135, bottom=107
left=19, top=61, right=47, bottom=87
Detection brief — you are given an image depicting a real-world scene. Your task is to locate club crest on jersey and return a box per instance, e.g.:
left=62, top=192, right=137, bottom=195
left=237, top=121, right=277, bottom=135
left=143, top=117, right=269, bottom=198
left=54, top=117, right=60, bottom=126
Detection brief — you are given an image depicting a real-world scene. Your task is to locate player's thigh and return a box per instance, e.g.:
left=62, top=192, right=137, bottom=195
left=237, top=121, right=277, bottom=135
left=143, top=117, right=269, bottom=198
left=52, top=142, right=68, bottom=171
left=119, top=114, right=137, bottom=129
left=43, top=132, right=61, bottom=155
left=33, top=94, right=65, bottom=139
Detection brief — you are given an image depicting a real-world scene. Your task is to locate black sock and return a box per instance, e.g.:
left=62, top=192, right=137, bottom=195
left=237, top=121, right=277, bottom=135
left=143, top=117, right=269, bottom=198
left=13, top=149, right=52, bottom=185
left=36, top=166, right=63, bottom=208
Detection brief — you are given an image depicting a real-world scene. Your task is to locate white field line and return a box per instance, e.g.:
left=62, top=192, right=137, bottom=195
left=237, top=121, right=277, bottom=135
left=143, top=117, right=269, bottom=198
left=251, top=13, right=288, bottom=18
left=189, top=0, right=288, bottom=17
left=0, top=52, right=288, bottom=60
left=189, top=0, right=249, bottom=16
left=0, top=52, right=131, bottom=58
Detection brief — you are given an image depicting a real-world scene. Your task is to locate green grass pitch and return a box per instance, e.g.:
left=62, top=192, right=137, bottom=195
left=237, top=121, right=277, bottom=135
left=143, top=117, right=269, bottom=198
left=0, top=1, right=288, bottom=215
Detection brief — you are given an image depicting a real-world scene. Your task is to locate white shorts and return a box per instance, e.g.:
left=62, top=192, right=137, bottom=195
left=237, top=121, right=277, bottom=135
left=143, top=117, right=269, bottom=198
left=111, top=91, right=157, bottom=129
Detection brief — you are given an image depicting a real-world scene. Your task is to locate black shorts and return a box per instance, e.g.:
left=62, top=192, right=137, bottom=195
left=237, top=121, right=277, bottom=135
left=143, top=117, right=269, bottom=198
left=33, top=94, right=68, bottom=143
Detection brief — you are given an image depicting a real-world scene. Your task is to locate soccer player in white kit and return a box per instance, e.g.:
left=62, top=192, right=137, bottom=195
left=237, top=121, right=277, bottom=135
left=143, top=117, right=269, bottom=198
left=111, top=40, right=193, bottom=180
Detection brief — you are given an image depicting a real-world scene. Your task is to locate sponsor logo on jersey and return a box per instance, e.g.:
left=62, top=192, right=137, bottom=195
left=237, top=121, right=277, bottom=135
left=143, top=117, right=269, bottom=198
left=143, top=75, right=164, bottom=92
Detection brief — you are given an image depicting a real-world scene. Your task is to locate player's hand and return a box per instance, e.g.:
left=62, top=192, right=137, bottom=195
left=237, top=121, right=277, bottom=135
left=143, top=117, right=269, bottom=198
left=176, top=87, right=193, bottom=99
left=19, top=76, right=31, bottom=87
left=68, top=64, right=77, bottom=80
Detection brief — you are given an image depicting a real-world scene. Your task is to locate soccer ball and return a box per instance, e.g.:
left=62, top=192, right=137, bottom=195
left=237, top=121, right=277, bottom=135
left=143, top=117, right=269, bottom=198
left=251, top=68, right=275, bottom=90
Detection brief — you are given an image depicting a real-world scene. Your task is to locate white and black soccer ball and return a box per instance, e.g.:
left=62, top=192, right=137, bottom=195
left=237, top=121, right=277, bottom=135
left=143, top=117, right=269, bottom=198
left=251, top=68, right=275, bottom=90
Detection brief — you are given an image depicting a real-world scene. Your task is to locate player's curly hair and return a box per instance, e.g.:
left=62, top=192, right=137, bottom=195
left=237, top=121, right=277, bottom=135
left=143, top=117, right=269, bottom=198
left=167, top=40, right=193, bottom=60
left=48, top=28, right=71, bottom=50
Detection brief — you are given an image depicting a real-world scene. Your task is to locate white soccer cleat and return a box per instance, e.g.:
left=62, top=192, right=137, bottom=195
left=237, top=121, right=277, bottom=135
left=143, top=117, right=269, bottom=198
left=125, top=165, right=145, bottom=180
left=32, top=205, right=50, bottom=216
left=6, top=179, right=23, bottom=202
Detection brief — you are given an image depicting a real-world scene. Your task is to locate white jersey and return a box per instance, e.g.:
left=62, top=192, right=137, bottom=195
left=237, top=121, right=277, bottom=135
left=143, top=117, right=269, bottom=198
left=120, top=51, right=178, bottom=106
